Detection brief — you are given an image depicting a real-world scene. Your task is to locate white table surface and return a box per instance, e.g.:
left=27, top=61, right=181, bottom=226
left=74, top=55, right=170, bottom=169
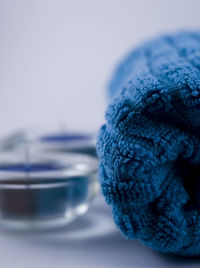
left=0, top=194, right=200, bottom=268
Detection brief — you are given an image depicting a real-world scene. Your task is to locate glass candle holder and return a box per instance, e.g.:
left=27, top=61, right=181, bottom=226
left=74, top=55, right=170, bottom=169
left=0, top=129, right=97, bottom=157
left=39, top=131, right=97, bottom=156
left=0, top=131, right=25, bottom=151
left=0, top=149, right=99, bottom=230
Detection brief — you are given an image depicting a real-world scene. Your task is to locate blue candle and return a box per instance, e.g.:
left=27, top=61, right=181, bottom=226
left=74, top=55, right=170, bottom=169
left=40, top=132, right=92, bottom=143
left=0, top=162, right=65, bottom=172
left=0, top=151, right=98, bottom=229
left=39, top=132, right=97, bottom=157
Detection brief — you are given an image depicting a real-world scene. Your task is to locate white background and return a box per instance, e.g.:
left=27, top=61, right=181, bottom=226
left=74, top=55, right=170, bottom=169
left=1, top=0, right=200, bottom=135
left=0, top=0, right=200, bottom=267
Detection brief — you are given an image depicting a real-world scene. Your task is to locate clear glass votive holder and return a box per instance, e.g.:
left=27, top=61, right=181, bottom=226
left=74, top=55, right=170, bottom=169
left=0, top=149, right=99, bottom=230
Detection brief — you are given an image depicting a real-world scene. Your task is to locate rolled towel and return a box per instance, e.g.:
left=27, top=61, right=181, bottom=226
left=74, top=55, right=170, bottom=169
left=97, top=30, right=200, bottom=256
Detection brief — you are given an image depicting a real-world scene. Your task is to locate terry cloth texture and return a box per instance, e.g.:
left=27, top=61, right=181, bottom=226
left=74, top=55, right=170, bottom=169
left=96, top=31, right=200, bottom=256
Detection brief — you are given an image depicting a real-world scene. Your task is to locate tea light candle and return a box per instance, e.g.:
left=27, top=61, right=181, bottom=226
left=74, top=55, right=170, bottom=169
left=0, top=149, right=99, bottom=229
left=38, top=131, right=97, bottom=156
left=40, top=132, right=91, bottom=143
left=0, top=131, right=25, bottom=151
left=0, top=129, right=97, bottom=156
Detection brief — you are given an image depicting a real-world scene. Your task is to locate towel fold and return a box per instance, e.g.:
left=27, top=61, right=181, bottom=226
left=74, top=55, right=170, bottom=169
left=97, top=30, right=200, bottom=256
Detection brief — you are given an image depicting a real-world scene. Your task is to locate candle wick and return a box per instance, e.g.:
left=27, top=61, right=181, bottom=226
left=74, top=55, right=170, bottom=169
left=24, top=144, right=31, bottom=174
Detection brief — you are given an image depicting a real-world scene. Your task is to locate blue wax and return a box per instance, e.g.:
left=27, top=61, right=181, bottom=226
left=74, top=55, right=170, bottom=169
left=40, top=133, right=91, bottom=143
left=0, top=163, right=65, bottom=172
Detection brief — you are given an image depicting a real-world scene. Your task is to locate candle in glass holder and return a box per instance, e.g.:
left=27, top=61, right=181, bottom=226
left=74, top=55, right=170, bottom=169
left=39, top=131, right=97, bottom=156
left=0, top=149, right=99, bottom=229
left=0, top=129, right=97, bottom=156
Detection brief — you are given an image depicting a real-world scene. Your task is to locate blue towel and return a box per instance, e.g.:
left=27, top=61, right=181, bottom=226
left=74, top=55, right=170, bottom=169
left=97, top=30, right=200, bottom=256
